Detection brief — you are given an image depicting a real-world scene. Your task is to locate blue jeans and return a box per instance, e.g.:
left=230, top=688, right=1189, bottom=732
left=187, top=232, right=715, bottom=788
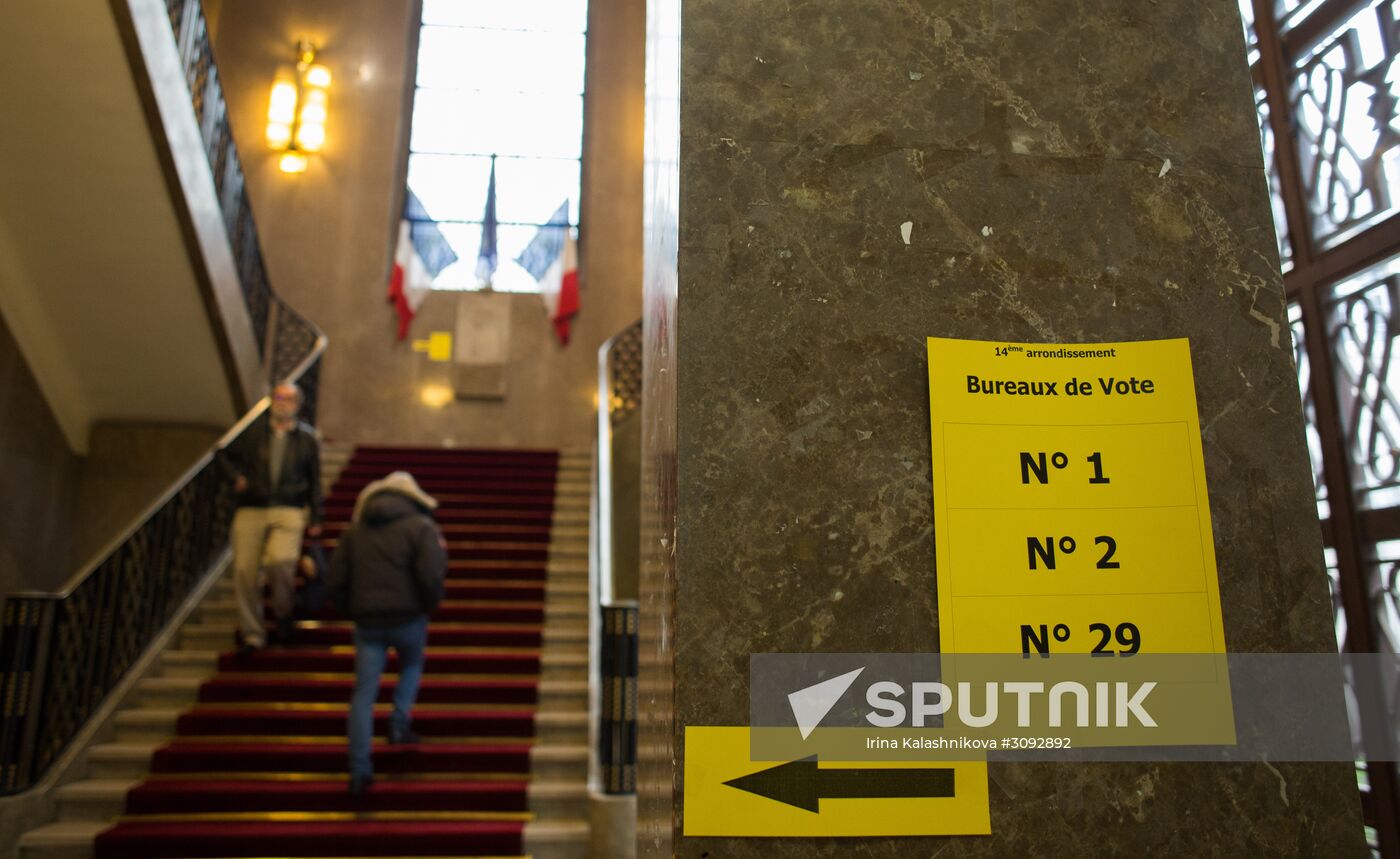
left=348, top=616, right=428, bottom=779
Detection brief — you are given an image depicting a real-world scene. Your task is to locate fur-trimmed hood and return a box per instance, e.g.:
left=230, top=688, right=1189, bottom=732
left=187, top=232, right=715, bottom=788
left=351, top=470, right=438, bottom=523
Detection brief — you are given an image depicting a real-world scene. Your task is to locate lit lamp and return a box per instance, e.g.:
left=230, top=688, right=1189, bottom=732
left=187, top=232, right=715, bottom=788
left=265, top=41, right=331, bottom=174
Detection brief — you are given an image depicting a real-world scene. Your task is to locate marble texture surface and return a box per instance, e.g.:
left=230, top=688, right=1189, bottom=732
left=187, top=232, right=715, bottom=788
left=640, top=0, right=1368, bottom=854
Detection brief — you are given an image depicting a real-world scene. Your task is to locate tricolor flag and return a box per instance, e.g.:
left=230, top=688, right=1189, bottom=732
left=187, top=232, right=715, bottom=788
left=515, top=201, right=579, bottom=345
left=388, top=191, right=458, bottom=340
left=475, top=157, right=498, bottom=288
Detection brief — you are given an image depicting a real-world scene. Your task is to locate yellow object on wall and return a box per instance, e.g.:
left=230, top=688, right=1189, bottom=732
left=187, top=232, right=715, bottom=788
left=925, top=337, right=1230, bottom=658
left=682, top=726, right=990, bottom=837
left=412, top=332, right=453, bottom=362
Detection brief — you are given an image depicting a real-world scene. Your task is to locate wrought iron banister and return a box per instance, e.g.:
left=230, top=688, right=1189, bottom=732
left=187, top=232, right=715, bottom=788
left=0, top=331, right=322, bottom=794
left=0, top=0, right=327, bottom=795
left=166, top=0, right=276, bottom=353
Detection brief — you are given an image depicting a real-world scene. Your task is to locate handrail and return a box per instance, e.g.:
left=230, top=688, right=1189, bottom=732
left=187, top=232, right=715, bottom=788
left=0, top=322, right=324, bottom=795
left=7, top=332, right=326, bottom=605
left=0, top=0, right=327, bottom=795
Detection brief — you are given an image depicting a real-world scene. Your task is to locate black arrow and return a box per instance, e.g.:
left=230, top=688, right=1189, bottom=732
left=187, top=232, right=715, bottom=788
left=723, top=756, right=955, bottom=812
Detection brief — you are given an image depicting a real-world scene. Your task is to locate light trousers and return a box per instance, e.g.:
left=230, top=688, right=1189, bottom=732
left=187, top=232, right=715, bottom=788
left=231, top=506, right=307, bottom=647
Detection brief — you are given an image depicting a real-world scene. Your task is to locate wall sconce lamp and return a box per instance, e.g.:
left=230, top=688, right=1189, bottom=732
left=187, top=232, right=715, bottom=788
left=266, top=41, right=331, bottom=174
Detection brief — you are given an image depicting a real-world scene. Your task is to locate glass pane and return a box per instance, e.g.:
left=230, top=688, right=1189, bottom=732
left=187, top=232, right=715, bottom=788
left=1238, top=0, right=1260, bottom=66
left=1292, top=2, right=1400, bottom=249
left=409, top=154, right=492, bottom=223
left=1257, top=88, right=1295, bottom=269
left=495, top=156, right=579, bottom=223
left=1328, top=254, right=1400, bottom=510
left=1292, top=302, right=1331, bottom=520
left=408, top=154, right=580, bottom=225
left=1275, top=0, right=1332, bottom=34
left=427, top=223, right=572, bottom=292
left=1377, top=539, right=1400, bottom=654
left=1323, top=547, right=1347, bottom=652
left=418, top=27, right=585, bottom=94
left=422, top=0, right=588, bottom=33
left=410, top=89, right=584, bottom=159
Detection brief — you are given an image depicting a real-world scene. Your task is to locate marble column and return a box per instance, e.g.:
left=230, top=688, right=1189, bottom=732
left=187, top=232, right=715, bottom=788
left=638, top=0, right=1367, bottom=855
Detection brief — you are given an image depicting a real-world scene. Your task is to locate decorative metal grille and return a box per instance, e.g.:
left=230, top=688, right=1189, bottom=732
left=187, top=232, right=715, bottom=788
left=607, top=321, right=644, bottom=427
left=269, top=294, right=322, bottom=385
left=599, top=604, right=639, bottom=794
left=1371, top=539, right=1400, bottom=762
left=168, top=0, right=274, bottom=356
left=1, top=452, right=234, bottom=791
left=1241, top=0, right=1262, bottom=65
left=1329, top=258, right=1400, bottom=509
left=1276, top=0, right=1335, bottom=33
left=1292, top=1, right=1400, bottom=250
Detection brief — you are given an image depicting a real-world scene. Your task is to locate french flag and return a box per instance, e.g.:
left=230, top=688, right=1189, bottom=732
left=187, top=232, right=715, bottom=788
left=387, top=191, right=457, bottom=340
left=516, top=201, right=580, bottom=345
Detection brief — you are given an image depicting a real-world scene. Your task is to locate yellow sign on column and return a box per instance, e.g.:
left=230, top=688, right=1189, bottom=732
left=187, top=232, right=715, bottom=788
left=683, top=726, right=990, bottom=837
left=926, top=337, right=1230, bottom=659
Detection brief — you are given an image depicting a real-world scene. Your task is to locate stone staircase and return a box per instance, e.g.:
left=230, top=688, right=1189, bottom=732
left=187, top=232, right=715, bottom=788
left=17, top=447, right=594, bottom=859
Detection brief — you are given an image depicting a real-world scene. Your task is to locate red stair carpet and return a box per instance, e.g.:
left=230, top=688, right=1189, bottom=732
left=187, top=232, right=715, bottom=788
left=94, top=446, right=560, bottom=859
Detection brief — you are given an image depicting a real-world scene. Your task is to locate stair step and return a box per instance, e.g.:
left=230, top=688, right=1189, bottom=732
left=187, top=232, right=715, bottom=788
left=192, top=647, right=584, bottom=680
left=211, top=710, right=582, bottom=743
left=90, top=740, right=585, bottom=781
left=17, top=820, right=107, bottom=859
left=529, top=744, right=589, bottom=780
left=55, top=776, right=586, bottom=823
left=54, top=778, right=140, bottom=822
left=87, top=742, right=162, bottom=779
left=139, top=675, right=586, bottom=708
left=528, top=781, right=589, bottom=820
left=158, top=650, right=220, bottom=678
left=524, top=819, right=592, bottom=859
left=114, top=708, right=182, bottom=742
left=196, top=599, right=582, bottom=626
left=183, top=619, right=584, bottom=649
left=93, top=818, right=528, bottom=857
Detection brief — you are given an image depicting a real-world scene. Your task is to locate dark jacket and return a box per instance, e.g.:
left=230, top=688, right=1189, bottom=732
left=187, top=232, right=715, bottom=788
left=221, top=415, right=323, bottom=524
left=326, top=492, right=446, bottom=628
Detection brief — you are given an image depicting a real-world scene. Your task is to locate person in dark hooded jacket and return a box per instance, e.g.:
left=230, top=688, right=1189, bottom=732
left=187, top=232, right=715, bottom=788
left=326, top=471, right=446, bottom=795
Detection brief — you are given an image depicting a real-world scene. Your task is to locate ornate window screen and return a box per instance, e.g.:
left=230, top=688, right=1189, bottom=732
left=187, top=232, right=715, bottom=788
left=1292, top=2, right=1400, bottom=249
left=1329, top=256, right=1400, bottom=511
left=1243, top=0, right=1400, bottom=854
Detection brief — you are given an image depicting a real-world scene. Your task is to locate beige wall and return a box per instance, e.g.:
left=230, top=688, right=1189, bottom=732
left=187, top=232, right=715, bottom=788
left=208, top=0, right=644, bottom=452
left=0, top=0, right=238, bottom=453
left=73, top=423, right=222, bottom=565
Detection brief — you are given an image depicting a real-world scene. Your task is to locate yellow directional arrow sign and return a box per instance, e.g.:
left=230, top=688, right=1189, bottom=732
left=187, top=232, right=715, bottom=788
left=683, top=726, right=990, bottom=837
